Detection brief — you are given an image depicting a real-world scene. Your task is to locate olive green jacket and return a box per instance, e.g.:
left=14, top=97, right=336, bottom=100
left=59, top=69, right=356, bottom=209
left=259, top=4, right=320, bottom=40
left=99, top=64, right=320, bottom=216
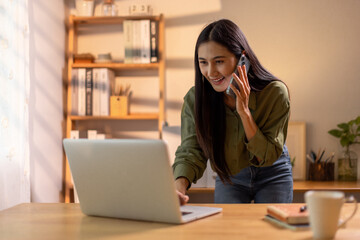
left=172, top=81, right=290, bottom=185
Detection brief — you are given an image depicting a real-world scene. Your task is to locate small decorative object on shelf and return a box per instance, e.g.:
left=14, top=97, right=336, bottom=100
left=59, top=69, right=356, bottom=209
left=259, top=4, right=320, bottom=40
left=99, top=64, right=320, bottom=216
left=110, top=84, right=131, bottom=117
left=73, top=53, right=95, bottom=63
left=95, top=53, right=112, bottom=63
left=101, top=0, right=118, bottom=16
left=129, top=4, right=153, bottom=16
left=110, top=96, right=129, bottom=116
left=328, top=116, right=360, bottom=181
left=75, top=0, right=95, bottom=16
left=307, top=149, right=335, bottom=181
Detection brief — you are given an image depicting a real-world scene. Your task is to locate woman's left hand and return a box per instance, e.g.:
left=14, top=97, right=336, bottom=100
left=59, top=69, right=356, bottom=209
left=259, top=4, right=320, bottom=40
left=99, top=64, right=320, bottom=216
left=229, top=64, right=251, bottom=117
left=230, top=64, right=258, bottom=143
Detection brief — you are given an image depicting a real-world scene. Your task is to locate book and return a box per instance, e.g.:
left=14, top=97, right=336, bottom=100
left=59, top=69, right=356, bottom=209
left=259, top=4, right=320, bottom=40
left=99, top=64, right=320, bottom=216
left=267, top=204, right=309, bottom=225
left=150, top=20, right=158, bottom=63
left=85, top=68, right=93, bottom=116
left=99, top=68, right=114, bottom=116
left=263, top=215, right=310, bottom=231
left=132, top=20, right=141, bottom=63
left=140, top=19, right=150, bottom=63
left=123, top=20, right=133, bottom=63
left=77, top=68, right=86, bottom=116
left=92, top=68, right=100, bottom=116
left=70, top=69, right=78, bottom=115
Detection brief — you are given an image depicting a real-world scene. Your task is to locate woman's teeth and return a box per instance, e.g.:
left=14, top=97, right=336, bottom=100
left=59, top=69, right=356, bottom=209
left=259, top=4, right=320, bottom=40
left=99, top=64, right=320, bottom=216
left=213, top=77, right=224, bottom=82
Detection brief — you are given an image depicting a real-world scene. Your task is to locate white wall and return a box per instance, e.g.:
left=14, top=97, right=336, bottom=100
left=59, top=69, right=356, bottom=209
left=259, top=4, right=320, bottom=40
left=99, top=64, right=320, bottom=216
left=28, top=0, right=65, bottom=202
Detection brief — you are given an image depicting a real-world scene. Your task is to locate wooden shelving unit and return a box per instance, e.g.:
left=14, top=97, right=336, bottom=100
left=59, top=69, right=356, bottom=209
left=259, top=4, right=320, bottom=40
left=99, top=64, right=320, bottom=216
left=63, top=14, right=165, bottom=203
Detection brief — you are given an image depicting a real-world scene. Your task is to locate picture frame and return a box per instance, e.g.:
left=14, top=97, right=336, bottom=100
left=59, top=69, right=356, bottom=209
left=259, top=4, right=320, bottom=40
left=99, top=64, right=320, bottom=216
left=286, top=121, right=306, bottom=180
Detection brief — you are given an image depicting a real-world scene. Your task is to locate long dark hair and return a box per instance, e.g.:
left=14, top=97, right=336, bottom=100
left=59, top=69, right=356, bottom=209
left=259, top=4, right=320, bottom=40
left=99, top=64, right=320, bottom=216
left=194, top=19, right=281, bottom=183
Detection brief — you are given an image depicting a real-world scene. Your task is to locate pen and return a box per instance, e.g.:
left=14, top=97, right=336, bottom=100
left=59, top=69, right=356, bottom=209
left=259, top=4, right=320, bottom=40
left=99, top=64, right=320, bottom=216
left=306, top=154, right=314, bottom=163
left=300, top=205, right=307, bottom=212
left=318, top=149, right=325, bottom=162
left=326, top=152, right=335, bottom=163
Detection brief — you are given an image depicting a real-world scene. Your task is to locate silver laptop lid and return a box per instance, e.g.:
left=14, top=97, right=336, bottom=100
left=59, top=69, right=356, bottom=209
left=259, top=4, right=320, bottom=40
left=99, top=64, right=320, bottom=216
left=63, top=139, right=183, bottom=223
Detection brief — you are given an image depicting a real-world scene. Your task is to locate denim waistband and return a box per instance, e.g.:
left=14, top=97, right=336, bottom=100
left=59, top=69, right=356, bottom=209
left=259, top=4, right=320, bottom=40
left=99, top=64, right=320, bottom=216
left=227, top=144, right=292, bottom=186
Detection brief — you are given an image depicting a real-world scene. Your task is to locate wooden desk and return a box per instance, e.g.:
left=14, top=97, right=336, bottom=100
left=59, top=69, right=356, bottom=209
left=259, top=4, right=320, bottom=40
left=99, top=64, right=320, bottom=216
left=1, top=203, right=360, bottom=239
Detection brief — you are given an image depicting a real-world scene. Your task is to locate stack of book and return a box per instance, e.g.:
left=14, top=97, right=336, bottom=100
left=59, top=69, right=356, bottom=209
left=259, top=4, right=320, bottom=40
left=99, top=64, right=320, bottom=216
left=123, top=19, right=159, bottom=64
left=264, top=204, right=310, bottom=231
left=71, top=68, right=115, bottom=116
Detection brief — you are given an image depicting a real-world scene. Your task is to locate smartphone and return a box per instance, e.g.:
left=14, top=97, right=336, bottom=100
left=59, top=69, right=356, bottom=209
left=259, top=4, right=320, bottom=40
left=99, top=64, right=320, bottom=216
left=225, top=53, right=251, bottom=98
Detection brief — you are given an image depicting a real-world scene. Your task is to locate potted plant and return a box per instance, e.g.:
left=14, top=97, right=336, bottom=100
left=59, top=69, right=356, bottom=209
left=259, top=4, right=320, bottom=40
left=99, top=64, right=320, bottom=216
left=328, top=116, right=360, bottom=181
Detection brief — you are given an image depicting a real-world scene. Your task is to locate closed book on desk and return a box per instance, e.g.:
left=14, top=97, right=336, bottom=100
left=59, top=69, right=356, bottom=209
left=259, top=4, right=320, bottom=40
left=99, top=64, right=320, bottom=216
left=263, top=215, right=309, bottom=231
left=267, top=205, right=309, bottom=225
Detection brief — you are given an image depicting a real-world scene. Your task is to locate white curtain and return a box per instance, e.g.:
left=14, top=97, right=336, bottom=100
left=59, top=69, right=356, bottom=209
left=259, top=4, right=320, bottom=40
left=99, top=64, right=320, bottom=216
left=0, top=0, right=30, bottom=210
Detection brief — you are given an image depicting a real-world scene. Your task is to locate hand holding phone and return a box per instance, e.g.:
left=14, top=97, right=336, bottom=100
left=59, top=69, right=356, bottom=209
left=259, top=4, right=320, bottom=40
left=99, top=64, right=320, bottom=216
left=225, top=53, right=251, bottom=98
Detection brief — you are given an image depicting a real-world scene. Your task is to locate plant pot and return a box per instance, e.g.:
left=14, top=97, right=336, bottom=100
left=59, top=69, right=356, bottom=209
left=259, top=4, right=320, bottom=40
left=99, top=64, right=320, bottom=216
left=338, top=150, right=357, bottom=181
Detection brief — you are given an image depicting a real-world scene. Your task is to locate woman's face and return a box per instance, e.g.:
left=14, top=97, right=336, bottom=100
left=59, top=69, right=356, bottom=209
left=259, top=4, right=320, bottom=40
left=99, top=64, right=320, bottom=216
left=198, top=41, right=237, bottom=93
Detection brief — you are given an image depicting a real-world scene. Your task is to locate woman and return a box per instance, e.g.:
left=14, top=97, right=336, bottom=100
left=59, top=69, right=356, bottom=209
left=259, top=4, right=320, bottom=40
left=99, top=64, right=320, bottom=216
left=172, top=19, right=293, bottom=204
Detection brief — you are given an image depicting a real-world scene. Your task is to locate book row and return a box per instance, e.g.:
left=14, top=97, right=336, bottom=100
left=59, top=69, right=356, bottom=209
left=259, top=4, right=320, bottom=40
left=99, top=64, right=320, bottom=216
left=123, top=19, right=159, bottom=64
left=71, top=68, right=115, bottom=116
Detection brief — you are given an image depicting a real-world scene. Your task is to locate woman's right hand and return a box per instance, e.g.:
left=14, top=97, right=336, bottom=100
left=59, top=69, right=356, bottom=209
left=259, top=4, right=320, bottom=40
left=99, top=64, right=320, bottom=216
left=176, top=190, right=189, bottom=205
left=175, top=177, right=190, bottom=205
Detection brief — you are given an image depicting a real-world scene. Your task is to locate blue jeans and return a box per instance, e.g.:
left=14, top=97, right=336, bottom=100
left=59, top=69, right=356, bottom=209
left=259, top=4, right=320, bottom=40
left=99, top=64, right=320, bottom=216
left=214, top=145, right=293, bottom=203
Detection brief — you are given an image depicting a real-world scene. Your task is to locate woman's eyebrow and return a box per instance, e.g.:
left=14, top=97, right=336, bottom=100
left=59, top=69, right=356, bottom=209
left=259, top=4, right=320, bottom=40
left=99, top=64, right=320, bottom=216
left=198, top=56, right=226, bottom=60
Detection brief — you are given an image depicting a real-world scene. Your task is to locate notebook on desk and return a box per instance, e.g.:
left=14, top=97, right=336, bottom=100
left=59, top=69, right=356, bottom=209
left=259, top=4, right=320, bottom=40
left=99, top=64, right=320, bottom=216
left=63, top=138, right=222, bottom=224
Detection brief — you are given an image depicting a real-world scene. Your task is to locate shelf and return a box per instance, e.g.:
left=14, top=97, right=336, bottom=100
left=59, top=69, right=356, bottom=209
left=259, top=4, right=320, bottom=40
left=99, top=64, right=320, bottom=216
left=72, top=62, right=159, bottom=70
left=70, top=113, right=159, bottom=121
left=187, top=181, right=360, bottom=194
left=71, top=15, right=162, bottom=25
left=292, top=180, right=360, bottom=192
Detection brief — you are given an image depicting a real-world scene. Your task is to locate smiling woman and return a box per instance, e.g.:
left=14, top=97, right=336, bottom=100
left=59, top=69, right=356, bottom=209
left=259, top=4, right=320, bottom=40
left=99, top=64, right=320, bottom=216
left=172, top=19, right=292, bottom=204
left=0, top=0, right=30, bottom=210
left=198, top=41, right=238, bottom=92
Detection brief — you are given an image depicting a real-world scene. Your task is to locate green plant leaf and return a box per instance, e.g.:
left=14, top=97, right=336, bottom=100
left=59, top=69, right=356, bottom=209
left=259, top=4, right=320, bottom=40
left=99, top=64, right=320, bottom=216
left=340, top=136, right=350, bottom=147
left=328, top=129, right=342, bottom=138
left=330, top=116, right=360, bottom=148
left=291, top=157, right=296, bottom=167
left=356, top=116, right=360, bottom=124
left=338, top=123, right=349, bottom=131
left=348, top=134, right=356, bottom=143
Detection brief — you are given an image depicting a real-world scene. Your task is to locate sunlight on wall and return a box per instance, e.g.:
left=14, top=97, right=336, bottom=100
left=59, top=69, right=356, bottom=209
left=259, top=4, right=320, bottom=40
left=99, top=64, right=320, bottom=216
left=0, top=0, right=30, bottom=210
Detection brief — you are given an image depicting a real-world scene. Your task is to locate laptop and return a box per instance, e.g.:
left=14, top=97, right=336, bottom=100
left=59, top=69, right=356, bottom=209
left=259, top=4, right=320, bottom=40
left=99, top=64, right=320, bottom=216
left=63, top=139, right=222, bottom=224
